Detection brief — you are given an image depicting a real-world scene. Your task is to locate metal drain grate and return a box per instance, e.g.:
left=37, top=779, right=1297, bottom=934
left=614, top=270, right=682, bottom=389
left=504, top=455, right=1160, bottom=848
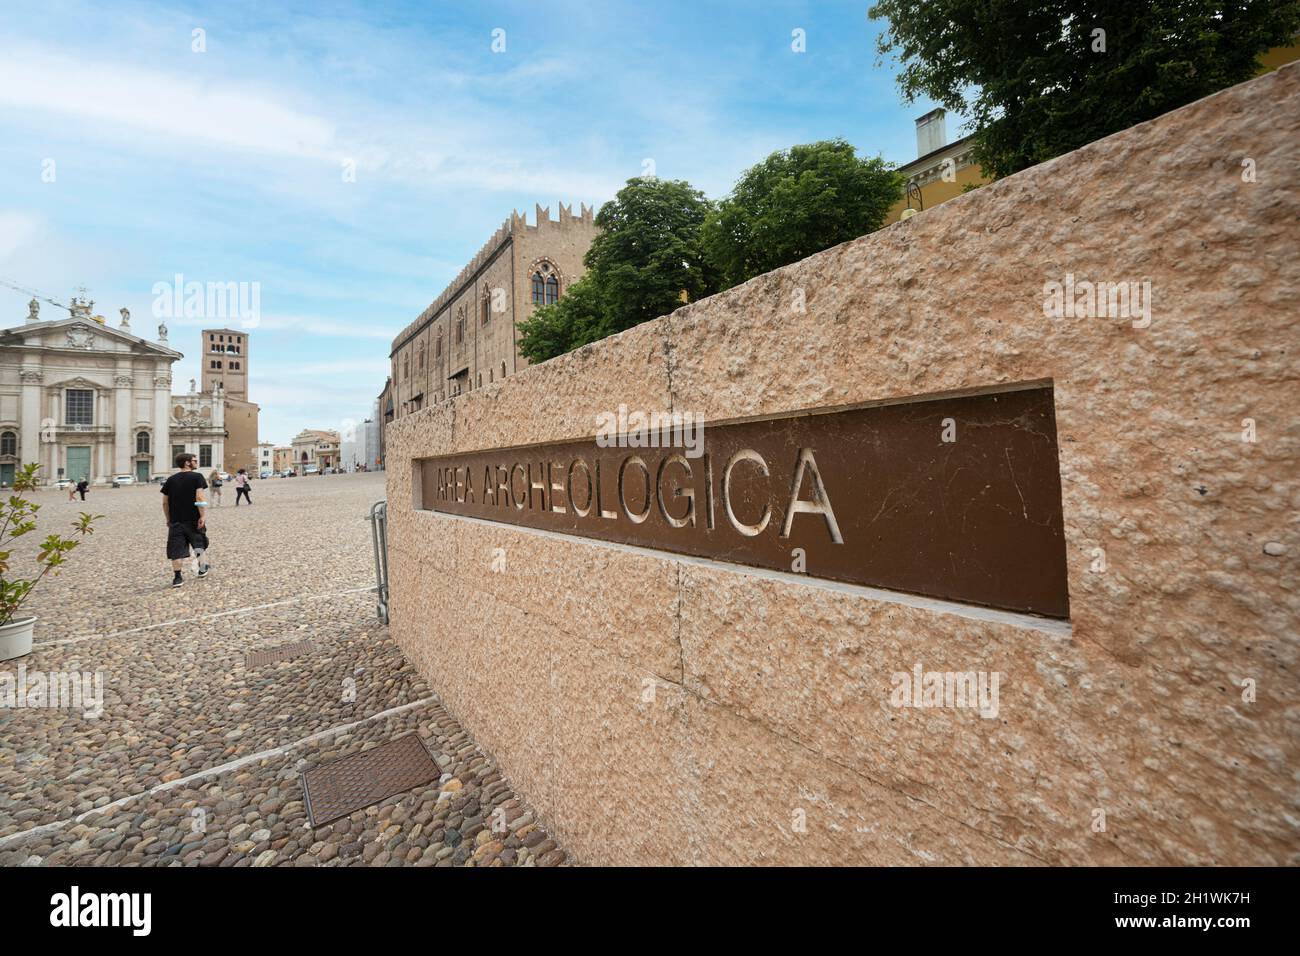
left=301, top=734, right=438, bottom=827
left=245, top=639, right=316, bottom=668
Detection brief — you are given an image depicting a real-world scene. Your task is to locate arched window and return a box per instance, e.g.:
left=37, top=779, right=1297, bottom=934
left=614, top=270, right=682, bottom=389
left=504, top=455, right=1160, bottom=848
left=136, top=431, right=150, bottom=454
left=477, top=373, right=482, bottom=388
left=436, top=334, right=442, bottom=358
left=501, top=362, right=507, bottom=379
left=532, top=261, right=559, bottom=305
left=418, top=345, right=425, bottom=371
left=0, top=431, right=15, bottom=456
left=482, top=294, right=491, bottom=325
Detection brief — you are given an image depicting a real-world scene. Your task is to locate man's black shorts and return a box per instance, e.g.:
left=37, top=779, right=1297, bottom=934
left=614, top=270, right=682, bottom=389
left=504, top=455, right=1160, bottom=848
left=167, top=522, right=209, bottom=560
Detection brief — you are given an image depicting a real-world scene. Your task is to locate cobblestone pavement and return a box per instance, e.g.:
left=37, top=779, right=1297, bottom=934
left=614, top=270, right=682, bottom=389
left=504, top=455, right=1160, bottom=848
left=0, top=474, right=569, bottom=867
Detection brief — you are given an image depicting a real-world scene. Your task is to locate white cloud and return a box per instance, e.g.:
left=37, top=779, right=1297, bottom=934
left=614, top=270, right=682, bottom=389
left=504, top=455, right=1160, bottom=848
left=0, top=49, right=340, bottom=162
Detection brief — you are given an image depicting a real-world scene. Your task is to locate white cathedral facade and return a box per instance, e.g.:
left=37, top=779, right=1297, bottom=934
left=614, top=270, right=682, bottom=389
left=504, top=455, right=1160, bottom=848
left=0, top=296, right=226, bottom=486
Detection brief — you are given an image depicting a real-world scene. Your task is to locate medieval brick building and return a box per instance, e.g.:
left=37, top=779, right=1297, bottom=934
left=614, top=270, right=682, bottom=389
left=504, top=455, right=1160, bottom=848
left=387, top=204, right=598, bottom=421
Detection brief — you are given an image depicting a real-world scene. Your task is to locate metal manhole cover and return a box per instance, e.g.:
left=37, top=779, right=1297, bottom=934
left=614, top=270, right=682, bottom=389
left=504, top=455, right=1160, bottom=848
left=302, top=734, right=438, bottom=827
left=245, top=639, right=316, bottom=668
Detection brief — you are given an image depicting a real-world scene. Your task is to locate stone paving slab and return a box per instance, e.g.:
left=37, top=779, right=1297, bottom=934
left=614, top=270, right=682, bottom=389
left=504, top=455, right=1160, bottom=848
left=0, top=473, right=568, bottom=867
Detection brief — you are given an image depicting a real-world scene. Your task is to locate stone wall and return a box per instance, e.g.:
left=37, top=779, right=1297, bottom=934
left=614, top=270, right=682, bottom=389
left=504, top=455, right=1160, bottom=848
left=385, top=64, right=1300, bottom=866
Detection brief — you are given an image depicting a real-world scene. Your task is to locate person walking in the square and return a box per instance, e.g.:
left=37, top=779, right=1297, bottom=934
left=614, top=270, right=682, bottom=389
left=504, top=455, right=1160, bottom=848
left=162, top=452, right=210, bottom=588
left=208, top=469, right=223, bottom=506
left=75, top=476, right=89, bottom=501
left=234, top=468, right=252, bottom=506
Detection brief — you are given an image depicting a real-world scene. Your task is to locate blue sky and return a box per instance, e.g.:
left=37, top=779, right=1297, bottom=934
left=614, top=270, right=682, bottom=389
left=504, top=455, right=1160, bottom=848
left=0, top=0, right=946, bottom=445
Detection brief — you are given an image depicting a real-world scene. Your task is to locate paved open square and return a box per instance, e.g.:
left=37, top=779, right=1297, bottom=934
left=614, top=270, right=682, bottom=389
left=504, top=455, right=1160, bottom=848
left=0, top=473, right=568, bottom=867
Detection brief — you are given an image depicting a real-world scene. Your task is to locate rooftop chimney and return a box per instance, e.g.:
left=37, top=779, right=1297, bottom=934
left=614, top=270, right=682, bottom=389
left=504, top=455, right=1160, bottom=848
left=915, top=109, right=947, bottom=158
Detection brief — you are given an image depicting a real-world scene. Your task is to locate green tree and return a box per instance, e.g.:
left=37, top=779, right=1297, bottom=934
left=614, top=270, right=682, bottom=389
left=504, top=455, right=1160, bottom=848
left=518, top=177, right=716, bottom=363
left=702, top=140, right=903, bottom=288
left=1, top=463, right=100, bottom=625
left=515, top=274, right=605, bottom=362
left=870, top=0, right=1300, bottom=179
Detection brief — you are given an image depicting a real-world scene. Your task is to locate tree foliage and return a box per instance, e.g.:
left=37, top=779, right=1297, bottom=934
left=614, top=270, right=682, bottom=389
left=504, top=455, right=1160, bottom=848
left=870, top=0, right=1300, bottom=179
left=0, top=463, right=101, bottom=625
left=701, top=140, right=903, bottom=288
left=518, top=177, right=716, bottom=363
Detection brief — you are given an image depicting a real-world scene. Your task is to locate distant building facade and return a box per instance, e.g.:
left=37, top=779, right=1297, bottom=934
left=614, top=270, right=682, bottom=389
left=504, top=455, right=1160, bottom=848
left=884, top=109, right=983, bottom=225
left=169, top=383, right=226, bottom=472
left=223, top=397, right=259, bottom=474
left=198, top=326, right=258, bottom=474
left=256, top=441, right=274, bottom=475
left=340, top=413, right=378, bottom=472
left=885, top=46, right=1300, bottom=225
left=290, top=429, right=339, bottom=471
left=200, top=327, right=249, bottom=400
left=377, top=378, right=392, bottom=470
left=387, top=203, right=598, bottom=420
left=273, top=446, right=294, bottom=473
left=0, top=297, right=182, bottom=485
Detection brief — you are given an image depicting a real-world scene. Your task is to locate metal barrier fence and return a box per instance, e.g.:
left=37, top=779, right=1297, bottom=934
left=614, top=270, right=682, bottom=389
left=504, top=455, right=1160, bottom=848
left=368, top=499, right=389, bottom=624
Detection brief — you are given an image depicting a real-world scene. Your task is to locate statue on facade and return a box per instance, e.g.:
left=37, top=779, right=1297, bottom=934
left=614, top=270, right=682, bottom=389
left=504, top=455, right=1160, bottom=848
left=189, top=377, right=196, bottom=394
left=28, top=298, right=39, bottom=321
left=119, top=306, right=130, bottom=330
left=158, top=321, right=168, bottom=342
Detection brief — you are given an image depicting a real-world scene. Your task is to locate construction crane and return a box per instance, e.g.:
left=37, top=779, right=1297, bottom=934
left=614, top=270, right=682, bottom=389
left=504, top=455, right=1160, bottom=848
left=0, top=277, right=73, bottom=313
left=0, top=278, right=101, bottom=322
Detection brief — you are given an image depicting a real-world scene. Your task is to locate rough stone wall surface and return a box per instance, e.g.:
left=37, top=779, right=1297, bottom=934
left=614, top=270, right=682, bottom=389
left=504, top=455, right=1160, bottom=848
left=386, top=65, right=1300, bottom=866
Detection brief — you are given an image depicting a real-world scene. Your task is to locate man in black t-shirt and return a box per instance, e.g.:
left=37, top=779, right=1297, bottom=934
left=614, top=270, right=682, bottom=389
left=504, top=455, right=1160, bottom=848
left=161, top=451, right=211, bottom=589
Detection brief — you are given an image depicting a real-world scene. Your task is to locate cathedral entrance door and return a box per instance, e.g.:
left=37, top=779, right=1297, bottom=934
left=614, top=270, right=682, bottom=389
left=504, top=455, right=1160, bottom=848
left=67, top=446, right=91, bottom=482
left=136, top=460, right=151, bottom=483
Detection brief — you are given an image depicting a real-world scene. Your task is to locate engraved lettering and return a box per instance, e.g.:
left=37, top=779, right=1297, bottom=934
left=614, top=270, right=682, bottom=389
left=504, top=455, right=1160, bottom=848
left=619, top=455, right=652, bottom=524
left=723, top=449, right=771, bottom=537
left=782, top=448, right=842, bottom=544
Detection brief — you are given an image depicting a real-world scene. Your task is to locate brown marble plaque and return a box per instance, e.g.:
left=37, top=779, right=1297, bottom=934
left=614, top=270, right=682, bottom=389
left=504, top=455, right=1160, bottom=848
left=417, top=386, right=1070, bottom=618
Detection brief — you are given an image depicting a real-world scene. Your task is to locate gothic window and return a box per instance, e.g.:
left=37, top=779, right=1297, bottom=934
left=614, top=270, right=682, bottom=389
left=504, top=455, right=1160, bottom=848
left=0, top=432, right=15, bottom=456
left=477, top=373, right=482, bottom=388
left=199, top=444, right=213, bottom=467
left=456, top=315, right=465, bottom=344
left=501, top=362, right=507, bottom=379
left=66, top=389, right=93, bottom=426
left=136, top=431, right=150, bottom=454
left=403, top=353, right=410, bottom=379
left=532, top=261, right=559, bottom=305
left=436, top=335, right=442, bottom=358
left=418, top=345, right=425, bottom=371
left=482, top=294, right=491, bottom=325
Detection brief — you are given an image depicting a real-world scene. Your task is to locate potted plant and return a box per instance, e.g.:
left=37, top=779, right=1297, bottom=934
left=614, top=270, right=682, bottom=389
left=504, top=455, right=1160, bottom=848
left=0, top=463, right=100, bottom=661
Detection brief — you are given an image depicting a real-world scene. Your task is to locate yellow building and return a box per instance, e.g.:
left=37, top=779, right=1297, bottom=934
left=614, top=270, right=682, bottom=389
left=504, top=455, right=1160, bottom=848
left=885, top=43, right=1300, bottom=225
